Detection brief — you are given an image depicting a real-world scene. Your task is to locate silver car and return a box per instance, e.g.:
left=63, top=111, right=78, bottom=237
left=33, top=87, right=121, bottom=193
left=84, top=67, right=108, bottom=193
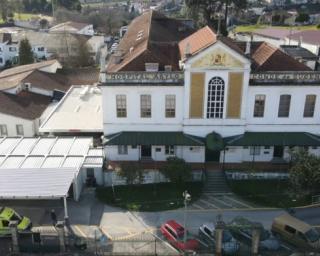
left=229, top=217, right=280, bottom=251
left=199, top=222, right=240, bottom=255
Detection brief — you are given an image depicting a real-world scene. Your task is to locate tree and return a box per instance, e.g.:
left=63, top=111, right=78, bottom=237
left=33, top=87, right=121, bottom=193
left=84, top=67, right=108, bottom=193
left=295, top=13, right=310, bottom=23
left=185, top=0, right=247, bottom=35
left=118, top=162, right=144, bottom=185
left=0, top=0, right=9, bottom=22
left=77, top=41, right=92, bottom=67
left=160, top=157, right=192, bottom=185
left=19, top=38, right=34, bottom=65
left=289, top=149, right=320, bottom=196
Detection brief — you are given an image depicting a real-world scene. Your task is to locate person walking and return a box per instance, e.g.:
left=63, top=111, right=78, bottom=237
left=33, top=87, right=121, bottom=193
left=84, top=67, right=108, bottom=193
left=50, top=209, right=57, bottom=226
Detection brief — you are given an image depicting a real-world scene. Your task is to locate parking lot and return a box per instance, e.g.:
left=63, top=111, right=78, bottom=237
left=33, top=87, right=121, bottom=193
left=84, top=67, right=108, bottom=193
left=190, top=193, right=255, bottom=210
left=1, top=189, right=320, bottom=255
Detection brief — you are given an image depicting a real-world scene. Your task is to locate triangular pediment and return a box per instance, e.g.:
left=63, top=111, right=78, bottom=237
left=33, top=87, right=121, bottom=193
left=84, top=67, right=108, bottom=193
left=189, top=41, right=248, bottom=69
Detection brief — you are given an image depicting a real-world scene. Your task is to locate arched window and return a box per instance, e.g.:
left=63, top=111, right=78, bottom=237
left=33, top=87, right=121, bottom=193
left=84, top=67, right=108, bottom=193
left=207, top=77, right=225, bottom=118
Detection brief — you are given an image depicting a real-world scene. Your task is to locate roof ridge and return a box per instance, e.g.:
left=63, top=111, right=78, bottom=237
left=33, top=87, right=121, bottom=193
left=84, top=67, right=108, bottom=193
left=146, top=10, right=154, bottom=50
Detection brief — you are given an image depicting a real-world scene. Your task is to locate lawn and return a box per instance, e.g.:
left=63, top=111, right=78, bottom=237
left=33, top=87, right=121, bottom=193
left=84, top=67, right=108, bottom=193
left=235, top=24, right=319, bottom=33
left=96, top=182, right=204, bottom=211
left=228, top=179, right=312, bottom=208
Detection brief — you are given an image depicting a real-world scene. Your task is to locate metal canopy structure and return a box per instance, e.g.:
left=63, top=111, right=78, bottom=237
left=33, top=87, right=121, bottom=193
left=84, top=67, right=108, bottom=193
left=0, top=168, right=78, bottom=199
left=0, top=167, right=79, bottom=219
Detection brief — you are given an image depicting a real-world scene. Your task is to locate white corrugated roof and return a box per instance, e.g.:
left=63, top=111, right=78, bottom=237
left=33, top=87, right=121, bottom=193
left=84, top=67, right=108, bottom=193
left=0, top=168, right=78, bottom=199
left=12, top=138, right=38, bottom=155
left=30, top=138, right=56, bottom=155
left=41, top=156, right=64, bottom=168
left=62, top=157, right=84, bottom=168
left=83, top=156, right=103, bottom=167
left=50, top=138, right=74, bottom=155
left=1, top=156, right=25, bottom=168
left=21, top=156, right=45, bottom=168
left=0, top=137, right=103, bottom=170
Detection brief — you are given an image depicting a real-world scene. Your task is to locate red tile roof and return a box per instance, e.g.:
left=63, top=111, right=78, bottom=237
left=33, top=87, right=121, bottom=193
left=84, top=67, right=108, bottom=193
left=251, top=42, right=311, bottom=71
left=179, top=26, right=216, bottom=58
left=0, top=91, right=51, bottom=120
left=107, top=11, right=194, bottom=72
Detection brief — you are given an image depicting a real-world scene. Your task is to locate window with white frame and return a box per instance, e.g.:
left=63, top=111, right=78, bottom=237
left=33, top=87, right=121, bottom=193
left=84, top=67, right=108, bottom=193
left=0, top=125, right=8, bottom=136
left=16, top=125, right=24, bottom=136
left=140, top=94, right=151, bottom=118
left=249, top=146, right=260, bottom=155
left=278, top=95, right=291, bottom=117
left=207, top=77, right=225, bottom=119
left=303, top=95, right=316, bottom=118
left=116, top=95, right=127, bottom=118
left=165, top=145, right=175, bottom=155
left=118, top=145, right=128, bottom=155
left=253, top=95, right=266, bottom=117
left=165, top=95, right=175, bottom=118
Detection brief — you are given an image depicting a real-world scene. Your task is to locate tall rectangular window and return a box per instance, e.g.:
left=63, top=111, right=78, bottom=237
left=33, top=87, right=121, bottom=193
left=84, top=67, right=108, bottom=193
left=116, top=95, right=127, bottom=118
left=118, top=145, right=128, bottom=155
left=165, top=145, right=175, bottom=155
left=0, top=125, right=7, bottom=136
left=140, top=94, right=151, bottom=118
left=303, top=95, right=316, bottom=117
left=16, top=125, right=24, bottom=136
left=165, top=95, right=176, bottom=118
left=253, top=95, right=265, bottom=117
left=278, top=95, right=291, bottom=117
left=249, top=146, right=260, bottom=155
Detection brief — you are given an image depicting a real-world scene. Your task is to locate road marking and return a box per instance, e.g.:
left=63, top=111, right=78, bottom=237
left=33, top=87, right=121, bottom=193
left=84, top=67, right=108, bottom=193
left=224, top=196, right=253, bottom=209
left=73, top=225, right=87, bottom=238
left=208, top=196, right=233, bottom=208
left=199, top=199, right=220, bottom=209
left=191, top=203, right=205, bottom=210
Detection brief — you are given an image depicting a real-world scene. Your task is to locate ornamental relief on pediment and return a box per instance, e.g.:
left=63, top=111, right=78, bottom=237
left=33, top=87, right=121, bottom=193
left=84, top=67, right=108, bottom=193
left=191, top=48, right=244, bottom=69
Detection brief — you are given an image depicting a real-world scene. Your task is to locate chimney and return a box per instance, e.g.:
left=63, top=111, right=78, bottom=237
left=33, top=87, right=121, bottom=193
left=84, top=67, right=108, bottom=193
left=245, top=40, right=251, bottom=55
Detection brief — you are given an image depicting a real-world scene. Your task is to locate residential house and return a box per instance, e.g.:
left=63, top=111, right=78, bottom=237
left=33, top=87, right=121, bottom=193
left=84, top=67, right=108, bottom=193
left=101, top=11, right=320, bottom=167
left=0, top=33, right=19, bottom=68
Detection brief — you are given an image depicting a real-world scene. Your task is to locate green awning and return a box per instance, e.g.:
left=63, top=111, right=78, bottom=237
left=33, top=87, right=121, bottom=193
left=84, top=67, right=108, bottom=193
left=224, top=132, right=320, bottom=146
left=103, top=132, right=204, bottom=146
left=206, top=132, right=224, bottom=151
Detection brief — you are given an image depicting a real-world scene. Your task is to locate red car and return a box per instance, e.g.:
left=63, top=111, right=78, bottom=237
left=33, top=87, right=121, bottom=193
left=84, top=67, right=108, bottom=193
left=160, top=220, right=199, bottom=252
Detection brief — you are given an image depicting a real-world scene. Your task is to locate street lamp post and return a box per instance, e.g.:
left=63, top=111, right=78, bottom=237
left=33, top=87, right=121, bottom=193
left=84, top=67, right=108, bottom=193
left=183, top=190, right=191, bottom=254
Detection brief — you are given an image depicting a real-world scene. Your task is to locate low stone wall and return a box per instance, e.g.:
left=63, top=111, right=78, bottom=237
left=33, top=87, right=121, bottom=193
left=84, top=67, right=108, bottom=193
left=104, top=169, right=204, bottom=186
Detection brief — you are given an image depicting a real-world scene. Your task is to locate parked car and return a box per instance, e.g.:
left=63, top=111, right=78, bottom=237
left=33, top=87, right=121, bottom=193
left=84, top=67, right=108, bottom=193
left=229, top=217, right=280, bottom=251
left=160, top=220, right=199, bottom=252
left=199, top=222, right=240, bottom=255
left=0, top=207, right=32, bottom=236
left=272, top=213, right=320, bottom=252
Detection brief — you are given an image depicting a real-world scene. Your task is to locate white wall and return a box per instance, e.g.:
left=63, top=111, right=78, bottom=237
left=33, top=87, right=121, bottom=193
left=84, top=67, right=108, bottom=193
left=246, top=85, right=320, bottom=134
left=0, top=113, right=37, bottom=136
left=105, top=145, right=205, bottom=163
left=102, top=86, right=184, bottom=135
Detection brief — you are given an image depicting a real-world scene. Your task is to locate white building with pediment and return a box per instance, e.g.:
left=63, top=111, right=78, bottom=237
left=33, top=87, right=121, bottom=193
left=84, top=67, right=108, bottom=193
left=100, top=11, right=320, bottom=166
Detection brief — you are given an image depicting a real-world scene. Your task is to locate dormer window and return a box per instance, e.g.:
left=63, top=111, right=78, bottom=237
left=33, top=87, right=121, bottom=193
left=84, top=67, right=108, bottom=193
left=145, top=63, right=159, bottom=72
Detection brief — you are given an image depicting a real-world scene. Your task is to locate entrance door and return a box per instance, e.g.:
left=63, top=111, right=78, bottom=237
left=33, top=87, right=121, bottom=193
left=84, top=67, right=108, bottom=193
left=205, top=148, right=221, bottom=162
left=273, top=146, right=284, bottom=158
left=141, top=145, right=152, bottom=158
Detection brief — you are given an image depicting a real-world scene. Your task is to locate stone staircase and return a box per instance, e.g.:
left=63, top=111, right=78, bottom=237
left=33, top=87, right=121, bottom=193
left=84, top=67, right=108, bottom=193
left=203, top=170, right=231, bottom=194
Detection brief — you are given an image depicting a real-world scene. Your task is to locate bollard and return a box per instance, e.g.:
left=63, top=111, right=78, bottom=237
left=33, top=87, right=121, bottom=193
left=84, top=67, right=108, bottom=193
left=215, top=222, right=224, bottom=256
left=9, top=221, right=19, bottom=253
left=56, top=220, right=66, bottom=252
left=251, top=226, right=261, bottom=256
